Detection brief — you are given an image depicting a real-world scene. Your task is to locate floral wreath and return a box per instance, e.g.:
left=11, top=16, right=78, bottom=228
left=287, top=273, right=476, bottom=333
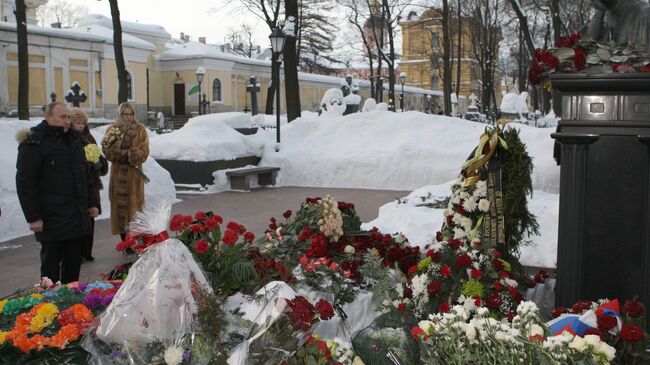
left=1, top=303, right=94, bottom=353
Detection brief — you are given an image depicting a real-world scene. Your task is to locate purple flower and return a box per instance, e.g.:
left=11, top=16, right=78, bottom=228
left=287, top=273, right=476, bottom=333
left=183, top=351, right=191, bottom=363
left=111, top=350, right=126, bottom=359
left=83, top=293, right=104, bottom=309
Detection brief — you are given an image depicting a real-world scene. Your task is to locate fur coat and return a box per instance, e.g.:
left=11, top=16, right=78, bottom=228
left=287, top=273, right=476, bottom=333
left=101, top=120, right=149, bottom=235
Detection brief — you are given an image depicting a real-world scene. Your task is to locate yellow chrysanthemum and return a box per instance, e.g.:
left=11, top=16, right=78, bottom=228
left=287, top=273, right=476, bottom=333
left=0, top=299, right=7, bottom=314
left=30, top=303, right=59, bottom=333
left=31, top=293, right=44, bottom=300
left=417, top=256, right=432, bottom=272
left=0, top=331, right=7, bottom=345
left=84, top=144, right=101, bottom=163
left=461, top=279, right=484, bottom=298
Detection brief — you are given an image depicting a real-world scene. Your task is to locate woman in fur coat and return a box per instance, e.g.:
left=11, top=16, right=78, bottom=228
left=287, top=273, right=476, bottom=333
left=101, top=102, right=149, bottom=239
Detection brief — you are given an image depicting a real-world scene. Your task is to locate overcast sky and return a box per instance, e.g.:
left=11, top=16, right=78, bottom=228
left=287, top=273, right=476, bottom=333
left=72, top=0, right=272, bottom=46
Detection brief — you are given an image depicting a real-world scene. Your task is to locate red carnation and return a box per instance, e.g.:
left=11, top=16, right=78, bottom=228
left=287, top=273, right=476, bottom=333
left=438, top=302, right=450, bottom=313
left=448, top=239, right=461, bottom=251
left=398, top=303, right=406, bottom=311
left=528, top=62, right=545, bottom=85
left=583, top=328, right=605, bottom=341
left=550, top=306, right=568, bottom=318
left=204, top=216, right=221, bottom=231
left=492, top=259, right=505, bottom=271
left=455, top=253, right=472, bottom=268
left=573, top=47, right=587, bottom=70
left=470, top=269, right=482, bottom=279
left=571, top=300, right=592, bottom=314
left=403, top=287, right=413, bottom=298
left=596, top=313, right=617, bottom=331
left=170, top=214, right=190, bottom=232
left=222, top=229, right=238, bottom=245
left=486, top=292, right=503, bottom=309
left=623, top=299, right=646, bottom=319
left=427, top=250, right=441, bottom=262
left=194, top=211, right=207, bottom=220
left=410, top=326, right=428, bottom=341
left=440, top=265, right=452, bottom=277
left=427, top=280, right=442, bottom=296
left=620, top=323, right=644, bottom=343
left=315, top=299, right=334, bottom=320
left=298, top=227, right=312, bottom=242
left=435, top=231, right=442, bottom=242
left=194, top=240, right=210, bottom=254
left=243, top=232, right=255, bottom=243
left=189, top=223, right=206, bottom=234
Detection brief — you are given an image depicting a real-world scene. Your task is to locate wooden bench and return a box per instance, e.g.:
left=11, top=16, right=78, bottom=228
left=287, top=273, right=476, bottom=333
left=226, top=166, right=280, bottom=190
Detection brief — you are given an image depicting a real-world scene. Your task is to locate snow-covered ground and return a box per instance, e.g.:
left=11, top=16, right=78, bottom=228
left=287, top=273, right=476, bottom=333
left=1, top=111, right=560, bottom=268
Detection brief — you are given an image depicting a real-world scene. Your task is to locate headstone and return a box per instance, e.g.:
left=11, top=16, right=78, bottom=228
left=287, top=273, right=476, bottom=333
left=551, top=73, right=650, bottom=327
left=362, top=98, right=377, bottom=112
left=157, top=112, right=165, bottom=129
left=64, top=82, right=87, bottom=107
left=319, top=88, right=346, bottom=116
left=246, top=76, right=261, bottom=116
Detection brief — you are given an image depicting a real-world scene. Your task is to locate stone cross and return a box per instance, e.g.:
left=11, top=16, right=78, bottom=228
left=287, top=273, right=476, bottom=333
left=64, top=82, right=87, bottom=107
left=246, top=76, right=261, bottom=115
left=469, top=93, right=478, bottom=107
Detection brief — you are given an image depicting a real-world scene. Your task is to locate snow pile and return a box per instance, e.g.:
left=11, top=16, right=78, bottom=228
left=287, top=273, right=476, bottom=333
left=260, top=111, right=560, bottom=194
left=149, top=113, right=268, bottom=161
left=0, top=120, right=175, bottom=243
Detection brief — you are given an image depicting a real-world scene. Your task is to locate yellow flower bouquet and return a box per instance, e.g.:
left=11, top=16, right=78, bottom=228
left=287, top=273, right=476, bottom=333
left=84, top=144, right=101, bottom=164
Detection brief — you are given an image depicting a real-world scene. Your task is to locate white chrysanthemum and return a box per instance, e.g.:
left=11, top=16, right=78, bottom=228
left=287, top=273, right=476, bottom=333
left=478, top=199, right=490, bottom=212
left=411, top=274, right=428, bottom=298
left=163, top=345, right=184, bottom=365
left=453, top=227, right=467, bottom=240
left=526, top=324, right=544, bottom=338
left=450, top=195, right=461, bottom=205
left=460, top=191, right=470, bottom=200
left=475, top=180, right=487, bottom=197
left=460, top=217, right=473, bottom=232
left=462, top=198, right=478, bottom=212
left=516, top=301, right=538, bottom=316
left=465, top=323, right=478, bottom=342
left=597, top=341, right=616, bottom=362
left=344, top=245, right=355, bottom=254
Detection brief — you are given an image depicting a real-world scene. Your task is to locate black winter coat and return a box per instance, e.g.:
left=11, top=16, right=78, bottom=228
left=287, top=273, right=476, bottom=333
left=16, top=121, right=100, bottom=242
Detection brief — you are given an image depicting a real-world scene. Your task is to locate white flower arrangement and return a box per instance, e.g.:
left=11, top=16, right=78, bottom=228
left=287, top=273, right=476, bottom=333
left=317, top=195, right=344, bottom=242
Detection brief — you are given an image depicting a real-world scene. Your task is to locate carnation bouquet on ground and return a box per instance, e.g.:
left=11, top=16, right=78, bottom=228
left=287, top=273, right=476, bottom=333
left=549, top=298, right=649, bottom=364
left=412, top=301, right=616, bottom=365
left=0, top=278, right=120, bottom=364
left=257, top=195, right=420, bottom=322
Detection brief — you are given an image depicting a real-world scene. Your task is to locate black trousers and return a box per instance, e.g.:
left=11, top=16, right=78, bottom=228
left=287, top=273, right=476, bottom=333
left=40, top=236, right=83, bottom=283
left=81, top=218, right=95, bottom=259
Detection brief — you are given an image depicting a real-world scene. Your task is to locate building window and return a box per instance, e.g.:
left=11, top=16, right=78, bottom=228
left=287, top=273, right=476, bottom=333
left=431, top=32, right=439, bottom=49
left=212, top=78, right=222, bottom=102
left=126, top=71, right=133, bottom=100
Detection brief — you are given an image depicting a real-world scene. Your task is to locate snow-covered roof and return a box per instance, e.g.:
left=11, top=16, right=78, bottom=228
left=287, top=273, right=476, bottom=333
left=79, top=14, right=171, bottom=41
left=157, top=41, right=272, bottom=67
left=0, top=21, right=155, bottom=50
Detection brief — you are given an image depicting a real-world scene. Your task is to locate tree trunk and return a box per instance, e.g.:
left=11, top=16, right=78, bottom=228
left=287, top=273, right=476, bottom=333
left=507, top=0, right=535, bottom=58
left=381, top=0, right=396, bottom=111
left=15, top=0, right=29, bottom=120
left=549, top=0, right=561, bottom=43
left=266, top=51, right=277, bottom=115
left=283, top=0, right=301, bottom=122
left=455, top=0, right=462, bottom=99
left=442, top=0, right=452, bottom=116
left=109, top=0, right=128, bottom=105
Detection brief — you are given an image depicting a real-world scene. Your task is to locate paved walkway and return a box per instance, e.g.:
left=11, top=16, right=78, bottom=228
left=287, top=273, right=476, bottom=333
left=0, top=187, right=408, bottom=298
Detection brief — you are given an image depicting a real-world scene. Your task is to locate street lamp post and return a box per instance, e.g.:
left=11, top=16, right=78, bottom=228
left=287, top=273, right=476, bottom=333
left=196, top=67, right=205, bottom=115
left=399, top=72, right=406, bottom=112
left=269, top=27, right=286, bottom=151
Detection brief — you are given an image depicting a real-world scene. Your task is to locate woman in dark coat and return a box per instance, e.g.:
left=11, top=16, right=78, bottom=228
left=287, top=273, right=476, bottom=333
left=70, top=108, right=109, bottom=261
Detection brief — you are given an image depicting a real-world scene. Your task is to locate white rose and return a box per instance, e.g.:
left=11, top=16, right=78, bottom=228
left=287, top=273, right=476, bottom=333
left=344, top=245, right=355, bottom=254
left=597, top=342, right=616, bottom=362
left=418, top=320, right=434, bottom=334
left=569, top=336, right=587, bottom=352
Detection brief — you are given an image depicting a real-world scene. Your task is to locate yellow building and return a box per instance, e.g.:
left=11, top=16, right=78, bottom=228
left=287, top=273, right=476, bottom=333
left=399, top=9, right=502, bottom=109
left=0, top=13, right=442, bottom=120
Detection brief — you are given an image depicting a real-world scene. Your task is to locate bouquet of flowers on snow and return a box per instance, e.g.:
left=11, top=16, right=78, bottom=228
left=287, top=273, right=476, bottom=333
left=291, top=335, right=362, bottom=365
left=169, top=211, right=259, bottom=296
left=0, top=277, right=122, bottom=364
left=528, top=32, right=650, bottom=86
left=229, top=282, right=336, bottom=365
left=412, top=301, right=616, bottom=365
left=549, top=298, right=649, bottom=364
left=258, top=195, right=419, bottom=321
left=82, top=201, right=214, bottom=364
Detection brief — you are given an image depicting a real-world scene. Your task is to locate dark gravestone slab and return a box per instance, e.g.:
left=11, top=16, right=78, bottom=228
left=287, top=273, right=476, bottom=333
left=155, top=156, right=261, bottom=186
left=551, top=73, right=650, bottom=327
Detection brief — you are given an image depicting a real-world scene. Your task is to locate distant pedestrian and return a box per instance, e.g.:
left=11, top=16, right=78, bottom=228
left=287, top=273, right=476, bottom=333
left=101, top=102, right=149, bottom=240
left=16, top=102, right=99, bottom=283
left=70, top=108, right=108, bottom=262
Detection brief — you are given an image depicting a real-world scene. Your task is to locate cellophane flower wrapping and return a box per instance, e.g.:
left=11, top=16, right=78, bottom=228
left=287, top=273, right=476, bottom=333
left=81, top=200, right=213, bottom=364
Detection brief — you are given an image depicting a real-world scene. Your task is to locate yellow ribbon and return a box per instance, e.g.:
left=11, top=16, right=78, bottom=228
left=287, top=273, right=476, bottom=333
left=462, top=120, right=510, bottom=188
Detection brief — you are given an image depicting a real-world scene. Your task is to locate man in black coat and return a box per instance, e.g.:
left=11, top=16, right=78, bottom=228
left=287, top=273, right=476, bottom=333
left=16, top=102, right=99, bottom=283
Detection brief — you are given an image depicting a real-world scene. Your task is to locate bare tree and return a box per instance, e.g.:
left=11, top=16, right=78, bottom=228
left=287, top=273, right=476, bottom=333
left=441, top=0, right=452, bottom=115
left=296, top=0, right=339, bottom=73
left=226, top=23, right=257, bottom=58
left=15, top=0, right=29, bottom=120
left=108, top=0, right=128, bottom=104
left=338, top=0, right=376, bottom=98
left=36, top=0, right=87, bottom=28
left=284, top=0, right=301, bottom=122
